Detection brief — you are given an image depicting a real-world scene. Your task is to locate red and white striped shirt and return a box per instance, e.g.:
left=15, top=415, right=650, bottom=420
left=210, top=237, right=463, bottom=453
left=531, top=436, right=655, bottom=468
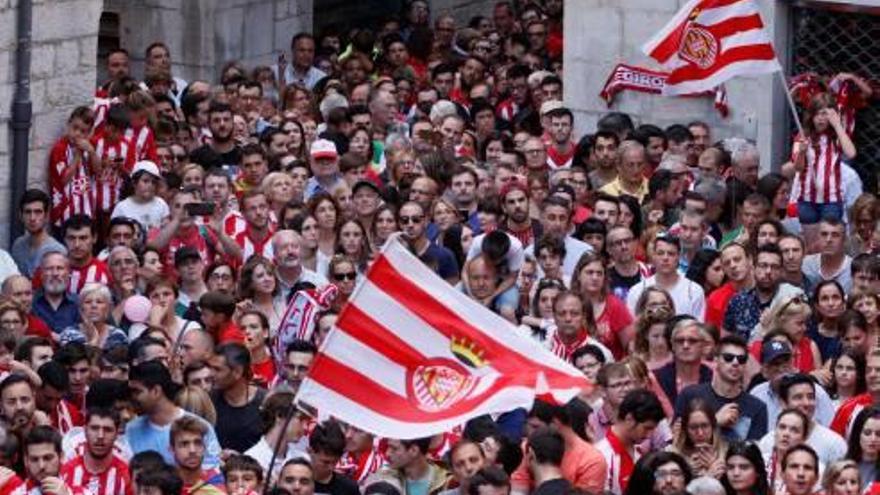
left=234, top=226, right=276, bottom=262
left=594, top=429, right=638, bottom=495
left=1, top=477, right=86, bottom=495
left=61, top=454, right=132, bottom=495
left=795, top=132, right=844, bottom=204
left=92, top=134, right=136, bottom=213
left=69, top=259, right=112, bottom=295
left=124, top=124, right=158, bottom=163
left=548, top=331, right=590, bottom=363
left=337, top=448, right=386, bottom=484
left=222, top=209, right=247, bottom=238
left=546, top=144, right=574, bottom=170
left=49, top=137, right=93, bottom=227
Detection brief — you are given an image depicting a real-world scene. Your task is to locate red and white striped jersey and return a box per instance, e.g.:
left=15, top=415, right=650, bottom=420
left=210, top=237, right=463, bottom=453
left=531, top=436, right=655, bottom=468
left=222, top=209, right=247, bottom=238
left=234, top=226, right=276, bottom=262
left=61, top=454, right=132, bottom=495
left=92, top=97, right=120, bottom=133
left=337, top=447, right=387, bottom=484
left=795, top=132, right=843, bottom=204
left=1, top=477, right=87, bottom=495
left=92, top=135, right=136, bottom=213
left=124, top=125, right=158, bottom=163
left=548, top=331, right=590, bottom=363
left=496, top=98, right=520, bottom=122
left=49, top=137, right=93, bottom=227
left=68, top=259, right=112, bottom=295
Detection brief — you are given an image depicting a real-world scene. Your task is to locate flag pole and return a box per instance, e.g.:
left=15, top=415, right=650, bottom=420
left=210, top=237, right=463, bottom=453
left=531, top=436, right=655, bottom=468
left=777, top=69, right=806, bottom=138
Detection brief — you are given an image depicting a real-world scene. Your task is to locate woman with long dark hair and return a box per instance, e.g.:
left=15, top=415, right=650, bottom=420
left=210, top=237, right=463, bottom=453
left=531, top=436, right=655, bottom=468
left=720, top=441, right=769, bottom=495
left=686, top=248, right=724, bottom=296
left=845, top=405, right=880, bottom=491
left=668, top=398, right=727, bottom=478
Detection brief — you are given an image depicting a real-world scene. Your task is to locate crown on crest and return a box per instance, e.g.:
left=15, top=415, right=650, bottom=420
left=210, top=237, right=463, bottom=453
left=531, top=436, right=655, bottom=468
left=450, top=337, right=488, bottom=368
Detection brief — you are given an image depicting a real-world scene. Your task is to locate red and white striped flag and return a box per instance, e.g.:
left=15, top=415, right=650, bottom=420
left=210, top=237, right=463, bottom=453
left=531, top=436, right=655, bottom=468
left=294, top=237, right=588, bottom=439
left=642, top=0, right=781, bottom=95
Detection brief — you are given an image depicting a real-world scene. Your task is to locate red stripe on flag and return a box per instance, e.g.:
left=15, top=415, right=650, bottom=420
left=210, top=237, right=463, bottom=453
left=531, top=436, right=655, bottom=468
left=666, top=44, right=776, bottom=84
left=707, top=13, right=765, bottom=39
left=646, top=0, right=757, bottom=63
left=336, top=303, right=429, bottom=367
left=309, top=354, right=530, bottom=422
left=367, top=256, right=584, bottom=386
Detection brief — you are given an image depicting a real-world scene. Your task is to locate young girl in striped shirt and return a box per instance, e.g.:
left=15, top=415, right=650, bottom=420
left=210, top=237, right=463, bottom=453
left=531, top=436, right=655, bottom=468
left=792, top=92, right=857, bottom=250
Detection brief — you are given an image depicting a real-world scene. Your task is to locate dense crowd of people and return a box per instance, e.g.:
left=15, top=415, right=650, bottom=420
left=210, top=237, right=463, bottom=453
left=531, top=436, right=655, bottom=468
left=0, top=1, right=878, bottom=495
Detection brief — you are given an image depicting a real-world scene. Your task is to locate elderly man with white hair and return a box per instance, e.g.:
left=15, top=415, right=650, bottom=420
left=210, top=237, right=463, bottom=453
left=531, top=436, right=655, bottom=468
left=273, top=229, right=328, bottom=300
left=728, top=139, right=760, bottom=189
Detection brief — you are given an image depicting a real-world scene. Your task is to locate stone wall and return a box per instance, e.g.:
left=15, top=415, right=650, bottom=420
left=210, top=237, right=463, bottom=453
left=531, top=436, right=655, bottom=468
left=563, top=0, right=791, bottom=174
left=0, top=0, right=103, bottom=246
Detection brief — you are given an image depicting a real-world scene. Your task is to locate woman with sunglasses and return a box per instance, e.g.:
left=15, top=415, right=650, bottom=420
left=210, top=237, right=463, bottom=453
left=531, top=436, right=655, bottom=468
left=761, top=408, right=810, bottom=495
left=845, top=406, right=880, bottom=491
left=669, top=398, right=727, bottom=478
left=328, top=255, right=358, bottom=313
left=720, top=441, right=769, bottom=495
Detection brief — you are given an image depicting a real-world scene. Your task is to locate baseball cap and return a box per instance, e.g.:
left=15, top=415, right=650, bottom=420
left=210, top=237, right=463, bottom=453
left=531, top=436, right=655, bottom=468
left=310, top=139, right=339, bottom=160
left=499, top=179, right=529, bottom=200
left=132, top=160, right=162, bottom=180
left=352, top=180, right=381, bottom=196
left=540, top=99, right=564, bottom=116
left=174, top=246, right=202, bottom=267
left=761, top=340, right=792, bottom=364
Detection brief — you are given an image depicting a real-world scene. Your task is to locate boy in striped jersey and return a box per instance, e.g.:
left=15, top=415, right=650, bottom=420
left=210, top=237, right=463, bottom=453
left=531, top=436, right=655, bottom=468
left=61, top=408, right=131, bottom=495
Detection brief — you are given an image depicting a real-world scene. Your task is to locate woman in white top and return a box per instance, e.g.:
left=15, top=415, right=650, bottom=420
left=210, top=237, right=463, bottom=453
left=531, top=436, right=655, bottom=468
left=237, top=255, right=287, bottom=336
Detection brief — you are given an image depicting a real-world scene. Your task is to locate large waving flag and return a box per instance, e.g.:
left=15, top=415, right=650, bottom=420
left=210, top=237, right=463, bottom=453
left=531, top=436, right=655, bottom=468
left=295, top=236, right=588, bottom=439
left=642, top=0, right=781, bottom=95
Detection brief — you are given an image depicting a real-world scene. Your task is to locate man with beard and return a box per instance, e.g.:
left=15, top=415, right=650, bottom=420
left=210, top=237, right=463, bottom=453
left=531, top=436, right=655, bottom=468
left=449, top=168, right=480, bottom=233
left=190, top=102, right=241, bottom=169
left=32, top=252, right=79, bottom=333
left=399, top=201, right=459, bottom=284
left=0, top=374, right=49, bottom=440
left=0, top=426, right=82, bottom=495
left=170, top=416, right=224, bottom=495
left=500, top=181, right=541, bottom=249
left=272, top=230, right=327, bottom=299
left=233, top=190, right=276, bottom=261
left=203, top=168, right=245, bottom=238
left=588, top=131, right=620, bottom=190
left=126, top=361, right=222, bottom=469
left=60, top=409, right=131, bottom=495
left=96, top=217, right=139, bottom=262
left=278, top=339, right=316, bottom=393
left=545, top=108, right=575, bottom=170
left=723, top=244, right=804, bottom=342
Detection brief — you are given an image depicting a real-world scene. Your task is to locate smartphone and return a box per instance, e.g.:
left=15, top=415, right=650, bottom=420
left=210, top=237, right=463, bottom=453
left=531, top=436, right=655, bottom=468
left=185, top=202, right=216, bottom=216
left=458, top=209, right=470, bottom=221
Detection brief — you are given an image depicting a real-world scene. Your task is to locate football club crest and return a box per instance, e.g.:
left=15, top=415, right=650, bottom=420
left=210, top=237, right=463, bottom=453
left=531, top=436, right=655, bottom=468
left=678, top=9, right=719, bottom=69
left=407, top=337, right=488, bottom=412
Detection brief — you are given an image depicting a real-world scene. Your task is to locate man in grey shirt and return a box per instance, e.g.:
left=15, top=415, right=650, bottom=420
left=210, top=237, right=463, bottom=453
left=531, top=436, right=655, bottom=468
left=11, top=189, right=66, bottom=277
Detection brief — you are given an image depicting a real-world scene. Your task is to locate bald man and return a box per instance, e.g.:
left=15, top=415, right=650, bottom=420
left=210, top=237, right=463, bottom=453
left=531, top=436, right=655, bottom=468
left=272, top=230, right=328, bottom=299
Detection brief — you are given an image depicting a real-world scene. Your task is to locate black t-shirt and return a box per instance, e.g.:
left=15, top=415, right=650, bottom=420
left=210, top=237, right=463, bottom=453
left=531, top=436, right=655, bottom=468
left=609, top=266, right=642, bottom=301
left=190, top=144, right=242, bottom=169
left=533, top=478, right=571, bottom=495
left=210, top=387, right=267, bottom=453
left=314, top=473, right=360, bottom=495
left=674, top=382, right=768, bottom=441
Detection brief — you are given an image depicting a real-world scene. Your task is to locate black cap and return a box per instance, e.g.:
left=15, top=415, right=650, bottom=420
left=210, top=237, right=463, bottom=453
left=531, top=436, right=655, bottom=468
left=352, top=179, right=381, bottom=195
left=174, top=246, right=202, bottom=267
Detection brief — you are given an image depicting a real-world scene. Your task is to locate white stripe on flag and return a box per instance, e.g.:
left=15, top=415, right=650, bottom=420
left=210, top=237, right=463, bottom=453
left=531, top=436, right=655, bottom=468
left=663, top=58, right=780, bottom=95
left=642, top=0, right=704, bottom=60
left=322, top=328, right=409, bottom=396
left=298, top=377, right=536, bottom=438
left=720, top=30, right=772, bottom=52
left=696, top=1, right=762, bottom=28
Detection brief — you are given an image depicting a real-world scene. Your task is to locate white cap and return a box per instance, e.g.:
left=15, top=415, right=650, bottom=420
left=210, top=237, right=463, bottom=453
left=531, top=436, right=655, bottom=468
left=132, top=160, right=162, bottom=179
left=310, top=139, right=339, bottom=159
left=540, top=99, right=565, bottom=116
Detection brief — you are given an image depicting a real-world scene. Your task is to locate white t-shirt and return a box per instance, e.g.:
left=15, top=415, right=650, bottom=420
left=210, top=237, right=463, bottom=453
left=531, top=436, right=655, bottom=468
left=625, top=273, right=705, bottom=320
left=112, top=197, right=169, bottom=231
left=467, top=232, right=525, bottom=272
left=524, top=235, right=593, bottom=282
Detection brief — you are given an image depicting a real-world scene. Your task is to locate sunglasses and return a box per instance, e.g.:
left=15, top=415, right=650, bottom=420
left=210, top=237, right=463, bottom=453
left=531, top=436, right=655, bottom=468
left=333, top=271, right=357, bottom=281
left=399, top=215, right=424, bottom=225
left=720, top=352, right=748, bottom=365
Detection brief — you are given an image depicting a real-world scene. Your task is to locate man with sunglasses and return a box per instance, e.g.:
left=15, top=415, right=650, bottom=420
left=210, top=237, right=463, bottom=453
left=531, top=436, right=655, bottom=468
left=674, top=335, right=767, bottom=441
left=398, top=201, right=459, bottom=285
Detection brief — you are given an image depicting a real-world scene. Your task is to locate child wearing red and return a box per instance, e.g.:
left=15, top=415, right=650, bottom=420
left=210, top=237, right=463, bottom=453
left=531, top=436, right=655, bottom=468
left=48, top=106, right=98, bottom=228
left=124, top=91, right=158, bottom=162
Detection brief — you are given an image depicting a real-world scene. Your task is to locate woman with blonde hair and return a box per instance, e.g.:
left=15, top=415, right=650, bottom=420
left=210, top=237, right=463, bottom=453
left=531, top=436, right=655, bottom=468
left=822, top=459, right=861, bottom=495
left=753, top=294, right=821, bottom=373
left=261, top=172, right=296, bottom=219
left=237, top=255, right=286, bottom=334
left=432, top=198, right=462, bottom=247
left=175, top=385, right=217, bottom=424
left=59, top=283, right=128, bottom=349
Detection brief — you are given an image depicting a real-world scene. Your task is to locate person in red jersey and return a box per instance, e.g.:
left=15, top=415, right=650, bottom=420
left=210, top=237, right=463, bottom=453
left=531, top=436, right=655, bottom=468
left=61, top=408, right=131, bottom=495
left=0, top=425, right=85, bottom=495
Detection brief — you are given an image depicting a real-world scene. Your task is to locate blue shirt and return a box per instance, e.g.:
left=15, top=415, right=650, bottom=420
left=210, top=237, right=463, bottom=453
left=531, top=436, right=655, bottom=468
left=11, top=233, right=66, bottom=277
left=303, top=175, right=345, bottom=202
left=126, top=409, right=222, bottom=469
left=723, top=288, right=768, bottom=341
left=32, top=291, right=79, bottom=333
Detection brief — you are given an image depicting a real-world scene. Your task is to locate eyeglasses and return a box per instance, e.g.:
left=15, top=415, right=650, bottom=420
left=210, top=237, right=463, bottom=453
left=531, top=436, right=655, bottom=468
left=398, top=215, right=424, bottom=225
left=673, top=337, right=702, bottom=346
left=333, top=272, right=357, bottom=281
left=655, top=469, right=685, bottom=480
left=720, top=352, right=748, bottom=365
left=608, top=237, right=634, bottom=248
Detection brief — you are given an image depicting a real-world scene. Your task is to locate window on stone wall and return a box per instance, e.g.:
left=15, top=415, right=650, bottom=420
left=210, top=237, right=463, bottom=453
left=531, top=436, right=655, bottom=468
left=97, top=11, right=121, bottom=87
left=791, top=3, right=880, bottom=192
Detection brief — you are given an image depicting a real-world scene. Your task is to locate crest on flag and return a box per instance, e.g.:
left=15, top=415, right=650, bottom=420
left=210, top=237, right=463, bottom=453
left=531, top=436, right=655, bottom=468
left=679, top=23, right=718, bottom=69
left=408, top=337, right=489, bottom=412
